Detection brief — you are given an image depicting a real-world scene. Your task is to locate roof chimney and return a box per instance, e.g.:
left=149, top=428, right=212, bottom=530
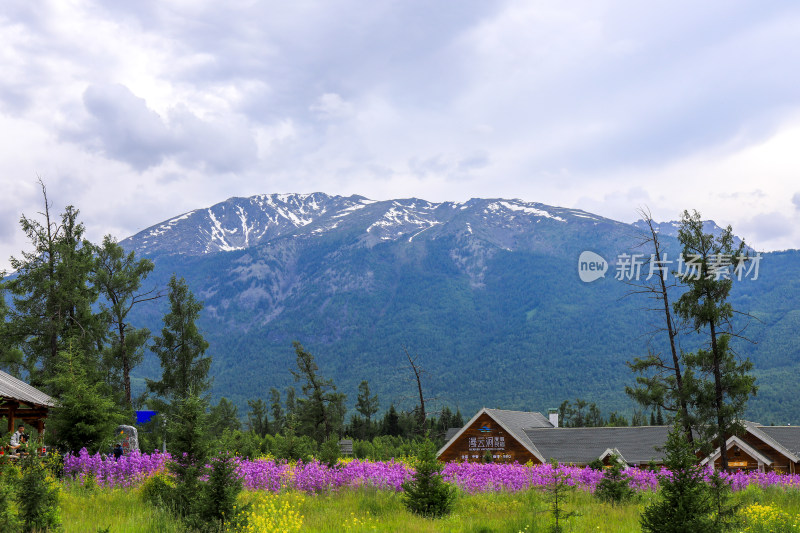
left=548, top=408, right=559, bottom=428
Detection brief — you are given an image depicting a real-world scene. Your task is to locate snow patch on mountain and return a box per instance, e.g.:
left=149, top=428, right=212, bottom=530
left=485, top=201, right=566, bottom=222
left=122, top=192, right=627, bottom=258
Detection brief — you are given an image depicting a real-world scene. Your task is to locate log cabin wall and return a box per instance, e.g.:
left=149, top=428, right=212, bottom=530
left=438, top=412, right=539, bottom=464
left=713, top=446, right=761, bottom=471
left=739, top=432, right=793, bottom=472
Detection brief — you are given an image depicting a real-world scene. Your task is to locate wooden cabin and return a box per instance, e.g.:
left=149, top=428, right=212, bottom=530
left=438, top=408, right=800, bottom=472
left=0, top=370, right=56, bottom=437
left=437, top=408, right=553, bottom=463
left=701, top=421, right=800, bottom=473
left=437, top=407, right=669, bottom=466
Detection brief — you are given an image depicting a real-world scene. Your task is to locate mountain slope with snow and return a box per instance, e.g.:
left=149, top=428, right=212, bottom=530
left=122, top=193, right=800, bottom=424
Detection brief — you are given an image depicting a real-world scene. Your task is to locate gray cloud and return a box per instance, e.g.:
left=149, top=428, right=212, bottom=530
left=67, top=84, right=257, bottom=172
left=78, top=83, right=176, bottom=169
left=743, top=211, right=794, bottom=243
left=0, top=208, right=20, bottom=244
left=793, top=193, right=800, bottom=211
left=2, top=0, right=800, bottom=269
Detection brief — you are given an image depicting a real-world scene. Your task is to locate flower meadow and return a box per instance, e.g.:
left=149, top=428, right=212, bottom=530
left=738, top=503, right=800, bottom=532
left=64, top=448, right=171, bottom=488
left=63, top=448, right=800, bottom=495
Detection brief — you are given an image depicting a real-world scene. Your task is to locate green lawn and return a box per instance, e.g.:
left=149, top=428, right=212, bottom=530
left=58, top=484, right=800, bottom=532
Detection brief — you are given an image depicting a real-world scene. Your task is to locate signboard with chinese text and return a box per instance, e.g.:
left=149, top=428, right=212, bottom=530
left=437, top=412, right=539, bottom=464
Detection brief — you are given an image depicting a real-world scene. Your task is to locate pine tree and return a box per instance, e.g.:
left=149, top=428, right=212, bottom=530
left=355, top=380, right=379, bottom=437
left=247, top=398, right=270, bottom=437
left=290, top=341, right=345, bottom=442
left=47, top=340, right=123, bottom=453
left=3, top=182, right=103, bottom=389
left=382, top=404, right=401, bottom=436
left=401, top=441, right=455, bottom=518
left=93, top=235, right=157, bottom=410
left=594, top=455, right=634, bottom=505
left=199, top=452, right=247, bottom=529
left=208, top=397, right=241, bottom=434
left=640, top=423, right=715, bottom=533
left=356, top=380, right=379, bottom=423
left=167, top=394, right=209, bottom=523
left=541, top=460, right=577, bottom=533
left=269, top=388, right=284, bottom=435
left=626, top=208, right=694, bottom=445
left=146, top=275, right=211, bottom=407
left=674, top=210, right=757, bottom=470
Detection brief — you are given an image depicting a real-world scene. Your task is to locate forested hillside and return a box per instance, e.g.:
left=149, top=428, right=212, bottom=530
left=119, top=193, right=800, bottom=424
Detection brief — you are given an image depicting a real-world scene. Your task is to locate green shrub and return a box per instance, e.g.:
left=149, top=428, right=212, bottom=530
left=401, top=441, right=456, bottom=518
left=0, top=461, right=21, bottom=533
left=587, top=458, right=604, bottom=471
left=318, top=436, right=341, bottom=467
left=272, top=430, right=316, bottom=462
left=208, top=429, right=263, bottom=459
left=43, top=451, right=64, bottom=480
left=640, top=424, right=716, bottom=533
left=198, top=452, right=248, bottom=530
left=594, top=457, right=634, bottom=506
left=17, top=455, right=60, bottom=532
left=353, top=439, right=374, bottom=460
left=140, top=472, right=176, bottom=508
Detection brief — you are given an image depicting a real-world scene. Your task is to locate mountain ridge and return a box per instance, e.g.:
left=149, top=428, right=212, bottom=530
left=120, top=193, right=800, bottom=424
left=123, top=192, right=633, bottom=260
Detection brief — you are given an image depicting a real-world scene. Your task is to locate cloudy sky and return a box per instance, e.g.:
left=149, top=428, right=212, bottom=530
left=2, top=1, right=800, bottom=270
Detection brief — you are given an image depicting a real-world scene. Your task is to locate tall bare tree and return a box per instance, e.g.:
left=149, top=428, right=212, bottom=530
left=625, top=207, right=694, bottom=444
left=404, top=346, right=435, bottom=433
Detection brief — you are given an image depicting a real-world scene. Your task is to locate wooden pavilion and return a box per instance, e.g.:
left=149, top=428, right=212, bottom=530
left=0, top=369, right=55, bottom=436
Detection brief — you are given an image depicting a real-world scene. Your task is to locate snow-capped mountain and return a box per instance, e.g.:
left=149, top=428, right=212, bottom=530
left=632, top=219, right=747, bottom=249
left=122, top=193, right=798, bottom=425
left=122, top=193, right=623, bottom=258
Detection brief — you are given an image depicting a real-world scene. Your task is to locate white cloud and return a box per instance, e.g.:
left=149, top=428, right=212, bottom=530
left=2, top=0, right=800, bottom=269
left=309, top=93, right=354, bottom=120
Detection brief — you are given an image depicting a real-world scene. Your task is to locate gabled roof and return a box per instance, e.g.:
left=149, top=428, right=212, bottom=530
left=743, top=421, right=800, bottom=463
left=599, top=447, right=628, bottom=466
left=436, top=408, right=551, bottom=462
left=0, top=370, right=55, bottom=408
left=700, top=435, right=773, bottom=467
left=524, top=426, right=670, bottom=465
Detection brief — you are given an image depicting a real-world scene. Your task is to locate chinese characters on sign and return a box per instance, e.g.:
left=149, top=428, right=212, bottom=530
left=613, top=253, right=762, bottom=282
left=462, top=433, right=511, bottom=461
left=468, top=436, right=506, bottom=450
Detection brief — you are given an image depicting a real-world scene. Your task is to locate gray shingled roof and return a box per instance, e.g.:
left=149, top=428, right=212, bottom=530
left=485, top=409, right=553, bottom=429
left=444, top=427, right=461, bottom=442
left=485, top=409, right=554, bottom=462
left=524, top=426, right=671, bottom=465
left=0, top=370, right=55, bottom=407
left=755, top=426, right=800, bottom=458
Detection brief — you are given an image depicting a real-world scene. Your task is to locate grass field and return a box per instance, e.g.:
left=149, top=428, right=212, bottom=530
left=58, top=483, right=800, bottom=532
